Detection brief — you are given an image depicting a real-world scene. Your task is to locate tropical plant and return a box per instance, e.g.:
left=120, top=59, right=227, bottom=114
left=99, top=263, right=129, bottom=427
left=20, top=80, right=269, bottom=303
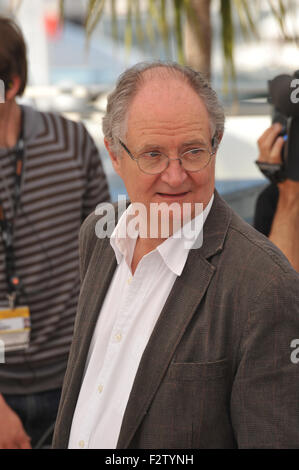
left=11, top=0, right=293, bottom=93
left=75, top=0, right=292, bottom=93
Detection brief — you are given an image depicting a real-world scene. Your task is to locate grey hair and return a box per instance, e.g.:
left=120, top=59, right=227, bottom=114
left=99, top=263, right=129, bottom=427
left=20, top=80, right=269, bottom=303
left=102, top=61, right=225, bottom=155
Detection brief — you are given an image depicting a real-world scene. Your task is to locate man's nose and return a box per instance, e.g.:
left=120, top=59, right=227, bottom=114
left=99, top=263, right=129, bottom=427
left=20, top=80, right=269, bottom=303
left=160, top=157, right=188, bottom=186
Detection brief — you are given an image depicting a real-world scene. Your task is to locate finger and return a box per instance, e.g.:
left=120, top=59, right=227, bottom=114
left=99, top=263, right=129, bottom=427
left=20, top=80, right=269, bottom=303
left=257, top=123, right=283, bottom=159
left=268, top=136, right=285, bottom=164
left=19, top=438, right=32, bottom=449
left=15, top=429, right=32, bottom=449
left=19, top=431, right=32, bottom=449
left=258, top=123, right=282, bottom=144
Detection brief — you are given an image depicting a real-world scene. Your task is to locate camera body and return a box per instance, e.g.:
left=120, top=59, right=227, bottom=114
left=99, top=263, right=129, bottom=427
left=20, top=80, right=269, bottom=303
left=268, top=70, right=299, bottom=181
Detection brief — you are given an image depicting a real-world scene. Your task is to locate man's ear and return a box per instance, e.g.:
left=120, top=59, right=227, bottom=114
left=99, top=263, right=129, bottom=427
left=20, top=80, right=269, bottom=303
left=104, top=137, right=122, bottom=176
left=5, top=76, right=21, bottom=101
left=212, top=131, right=223, bottom=153
left=217, top=131, right=223, bottom=146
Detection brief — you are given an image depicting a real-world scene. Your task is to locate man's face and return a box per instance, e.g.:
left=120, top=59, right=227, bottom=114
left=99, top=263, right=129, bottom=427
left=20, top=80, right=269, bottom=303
left=108, top=74, right=217, bottom=225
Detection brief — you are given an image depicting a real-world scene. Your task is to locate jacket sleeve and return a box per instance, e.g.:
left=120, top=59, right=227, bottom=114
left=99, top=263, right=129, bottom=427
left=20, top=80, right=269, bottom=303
left=230, top=269, right=299, bottom=448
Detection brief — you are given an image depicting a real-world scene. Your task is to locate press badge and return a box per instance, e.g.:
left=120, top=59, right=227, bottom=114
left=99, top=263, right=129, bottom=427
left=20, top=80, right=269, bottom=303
left=0, top=306, right=31, bottom=352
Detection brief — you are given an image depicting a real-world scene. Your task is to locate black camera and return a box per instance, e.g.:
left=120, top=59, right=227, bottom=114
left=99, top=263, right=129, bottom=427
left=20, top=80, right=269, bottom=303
left=257, top=70, right=299, bottom=183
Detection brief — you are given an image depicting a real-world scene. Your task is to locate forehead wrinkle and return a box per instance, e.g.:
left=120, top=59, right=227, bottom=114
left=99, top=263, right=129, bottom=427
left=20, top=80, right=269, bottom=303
left=130, top=116, right=208, bottom=134
left=129, top=121, right=209, bottom=143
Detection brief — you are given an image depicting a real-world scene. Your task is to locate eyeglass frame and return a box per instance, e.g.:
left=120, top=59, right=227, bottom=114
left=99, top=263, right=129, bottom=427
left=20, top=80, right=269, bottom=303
left=117, top=137, right=217, bottom=175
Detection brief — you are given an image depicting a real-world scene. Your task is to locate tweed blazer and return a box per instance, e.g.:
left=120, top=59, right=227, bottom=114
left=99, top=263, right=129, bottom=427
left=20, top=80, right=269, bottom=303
left=53, top=191, right=299, bottom=449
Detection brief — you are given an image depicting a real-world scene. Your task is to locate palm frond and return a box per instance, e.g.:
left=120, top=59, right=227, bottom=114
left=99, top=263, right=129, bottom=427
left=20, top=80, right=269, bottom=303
left=173, top=0, right=185, bottom=64
left=85, top=0, right=106, bottom=41
left=160, top=0, right=171, bottom=55
left=58, top=0, right=64, bottom=25
left=145, top=0, right=158, bottom=46
left=11, top=0, right=296, bottom=93
left=124, top=0, right=133, bottom=53
left=268, top=0, right=288, bottom=38
left=233, top=0, right=259, bottom=39
left=110, top=0, right=119, bottom=42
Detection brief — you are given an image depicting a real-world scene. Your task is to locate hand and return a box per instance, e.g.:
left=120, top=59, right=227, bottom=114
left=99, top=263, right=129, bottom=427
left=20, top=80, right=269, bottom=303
left=0, top=395, right=31, bottom=449
left=257, top=122, right=285, bottom=165
left=257, top=123, right=299, bottom=200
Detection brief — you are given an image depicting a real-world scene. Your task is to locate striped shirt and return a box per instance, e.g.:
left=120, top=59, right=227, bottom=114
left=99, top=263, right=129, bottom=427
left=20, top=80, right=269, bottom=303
left=0, top=105, right=110, bottom=394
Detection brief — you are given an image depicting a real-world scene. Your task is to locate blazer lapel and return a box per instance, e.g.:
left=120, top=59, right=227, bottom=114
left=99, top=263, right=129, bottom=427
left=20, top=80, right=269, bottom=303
left=75, top=237, right=117, bottom=354
left=117, top=191, right=232, bottom=448
left=56, top=235, right=117, bottom=447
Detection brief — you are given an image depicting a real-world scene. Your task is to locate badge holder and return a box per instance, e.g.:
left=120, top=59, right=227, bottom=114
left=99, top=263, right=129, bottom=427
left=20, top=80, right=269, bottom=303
left=0, top=276, right=31, bottom=352
left=0, top=305, right=31, bottom=352
left=0, top=115, right=31, bottom=353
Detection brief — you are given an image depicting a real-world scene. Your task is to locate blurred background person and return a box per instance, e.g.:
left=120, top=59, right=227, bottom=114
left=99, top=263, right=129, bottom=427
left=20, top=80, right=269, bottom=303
left=0, top=15, right=110, bottom=449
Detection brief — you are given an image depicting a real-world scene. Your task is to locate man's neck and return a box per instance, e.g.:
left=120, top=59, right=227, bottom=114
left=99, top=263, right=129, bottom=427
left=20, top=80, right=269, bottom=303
left=131, top=236, right=165, bottom=275
left=0, top=100, right=22, bottom=148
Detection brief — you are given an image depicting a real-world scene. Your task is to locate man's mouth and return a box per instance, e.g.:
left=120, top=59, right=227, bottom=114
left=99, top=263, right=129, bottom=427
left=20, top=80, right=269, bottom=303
left=156, top=191, right=190, bottom=199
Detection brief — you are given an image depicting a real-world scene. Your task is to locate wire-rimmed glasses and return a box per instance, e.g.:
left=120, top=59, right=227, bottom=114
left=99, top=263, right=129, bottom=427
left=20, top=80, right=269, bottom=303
left=118, top=138, right=216, bottom=175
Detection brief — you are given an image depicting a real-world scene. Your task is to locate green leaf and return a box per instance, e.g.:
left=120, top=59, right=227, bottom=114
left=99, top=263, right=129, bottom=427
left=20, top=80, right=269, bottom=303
left=110, top=0, right=119, bottom=42
left=124, top=0, right=133, bottom=53
left=85, top=0, right=106, bottom=41
left=268, top=0, right=288, bottom=38
left=233, top=0, right=259, bottom=40
left=173, top=0, right=185, bottom=64
left=160, top=0, right=171, bottom=55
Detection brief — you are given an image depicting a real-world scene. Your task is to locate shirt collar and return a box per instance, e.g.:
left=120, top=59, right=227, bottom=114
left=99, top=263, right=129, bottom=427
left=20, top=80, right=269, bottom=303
left=110, top=206, right=138, bottom=266
left=157, top=194, right=214, bottom=275
left=110, top=194, right=214, bottom=275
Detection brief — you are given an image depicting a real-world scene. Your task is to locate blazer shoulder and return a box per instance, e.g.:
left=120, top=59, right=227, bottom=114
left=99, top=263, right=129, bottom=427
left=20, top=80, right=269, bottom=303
left=228, top=209, right=297, bottom=276
left=80, top=200, right=125, bottom=243
left=80, top=210, right=101, bottom=246
left=79, top=201, right=126, bottom=278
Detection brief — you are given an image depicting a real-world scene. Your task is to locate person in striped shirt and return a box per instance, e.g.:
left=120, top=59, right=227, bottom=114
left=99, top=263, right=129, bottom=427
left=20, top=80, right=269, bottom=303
left=0, top=15, right=110, bottom=448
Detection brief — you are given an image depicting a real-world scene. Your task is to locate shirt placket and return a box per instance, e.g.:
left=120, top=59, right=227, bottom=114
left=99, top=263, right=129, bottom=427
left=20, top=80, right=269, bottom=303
left=87, top=260, right=149, bottom=447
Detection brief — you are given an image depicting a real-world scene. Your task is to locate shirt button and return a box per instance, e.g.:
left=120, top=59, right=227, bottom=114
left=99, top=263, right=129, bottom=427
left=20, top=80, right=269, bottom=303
left=127, top=277, right=132, bottom=285
left=115, top=332, right=122, bottom=342
left=78, top=440, right=85, bottom=448
left=98, top=384, right=103, bottom=393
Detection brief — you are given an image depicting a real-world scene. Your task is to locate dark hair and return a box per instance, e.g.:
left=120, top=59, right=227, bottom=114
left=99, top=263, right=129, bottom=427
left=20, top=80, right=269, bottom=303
left=0, top=15, right=28, bottom=96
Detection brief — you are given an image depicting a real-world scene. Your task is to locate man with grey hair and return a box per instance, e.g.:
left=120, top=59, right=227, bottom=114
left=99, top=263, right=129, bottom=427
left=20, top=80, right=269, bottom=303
left=53, top=61, right=299, bottom=449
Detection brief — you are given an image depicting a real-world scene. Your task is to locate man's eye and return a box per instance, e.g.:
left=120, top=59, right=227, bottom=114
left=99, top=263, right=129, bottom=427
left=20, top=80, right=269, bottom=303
left=184, top=148, right=205, bottom=157
left=142, top=152, right=163, bottom=159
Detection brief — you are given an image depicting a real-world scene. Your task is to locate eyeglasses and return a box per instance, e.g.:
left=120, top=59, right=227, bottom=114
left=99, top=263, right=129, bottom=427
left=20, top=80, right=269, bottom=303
left=118, top=138, right=216, bottom=175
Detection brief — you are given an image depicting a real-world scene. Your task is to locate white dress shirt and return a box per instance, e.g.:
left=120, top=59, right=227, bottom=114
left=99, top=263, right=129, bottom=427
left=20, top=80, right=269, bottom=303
left=68, top=195, right=214, bottom=449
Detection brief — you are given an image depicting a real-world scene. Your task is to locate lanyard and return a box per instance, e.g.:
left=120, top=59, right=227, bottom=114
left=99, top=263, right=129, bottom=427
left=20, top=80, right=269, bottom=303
left=0, top=109, right=25, bottom=308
